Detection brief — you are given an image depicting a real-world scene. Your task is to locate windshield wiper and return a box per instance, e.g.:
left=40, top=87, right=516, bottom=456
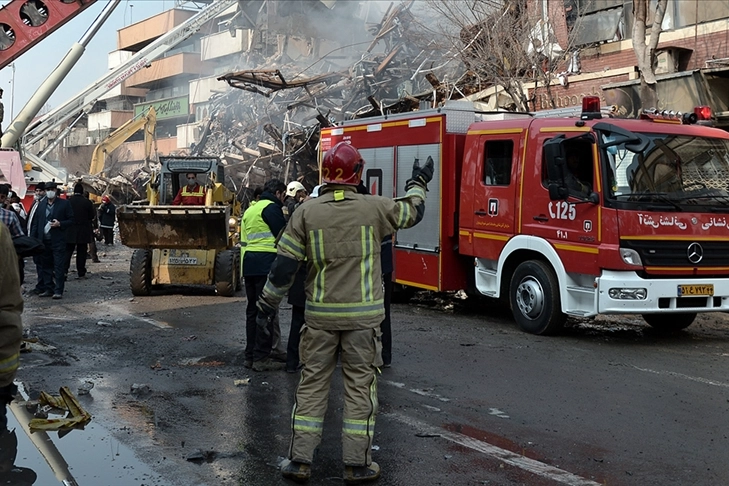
left=627, top=192, right=684, bottom=210
left=669, top=193, right=729, bottom=205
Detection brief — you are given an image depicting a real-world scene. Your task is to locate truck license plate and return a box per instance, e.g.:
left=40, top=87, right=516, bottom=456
left=168, top=257, right=198, bottom=265
left=677, top=284, right=714, bottom=297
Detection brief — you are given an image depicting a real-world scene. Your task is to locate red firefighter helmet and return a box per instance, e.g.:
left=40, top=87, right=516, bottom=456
left=101, top=196, right=110, bottom=203
left=321, top=142, right=364, bottom=186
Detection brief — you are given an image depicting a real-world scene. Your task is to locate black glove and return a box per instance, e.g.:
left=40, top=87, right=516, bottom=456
left=255, top=300, right=276, bottom=339
left=408, top=156, right=435, bottom=189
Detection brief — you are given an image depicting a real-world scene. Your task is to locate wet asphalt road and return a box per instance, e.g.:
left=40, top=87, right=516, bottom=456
left=14, top=244, right=729, bottom=486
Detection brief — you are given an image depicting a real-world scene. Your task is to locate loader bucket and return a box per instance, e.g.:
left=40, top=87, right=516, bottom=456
left=117, top=205, right=231, bottom=250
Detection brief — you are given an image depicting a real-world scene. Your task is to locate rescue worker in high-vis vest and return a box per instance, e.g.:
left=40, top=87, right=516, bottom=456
left=0, top=222, right=22, bottom=429
left=256, top=142, right=434, bottom=483
left=172, top=172, right=206, bottom=205
left=240, top=179, right=287, bottom=372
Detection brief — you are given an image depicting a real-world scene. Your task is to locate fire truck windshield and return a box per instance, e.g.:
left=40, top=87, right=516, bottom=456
left=602, top=132, right=729, bottom=211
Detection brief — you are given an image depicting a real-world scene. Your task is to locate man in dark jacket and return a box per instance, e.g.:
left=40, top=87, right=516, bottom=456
left=29, top=182, right=74, bottom=299
left=64, top=183, right=95, bottom=279
left=26, top=182, right=46, bottom=294
left=240, top=179, right=287, bottom=371
left=98, top=196, right=116, bottom=245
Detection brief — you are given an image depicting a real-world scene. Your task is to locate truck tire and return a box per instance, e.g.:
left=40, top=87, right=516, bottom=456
left=509, top=260, right=566, bottom=335
left=214, top=249, right=237, bottom=297
left=130, top=249, right=152, bottom=296
left=642, top=313, right=696, bottom=331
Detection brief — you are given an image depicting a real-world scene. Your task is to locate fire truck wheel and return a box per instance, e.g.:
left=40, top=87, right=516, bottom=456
left=642, top=313, right=696, bottom=331
left=510, top=260, right=566, bottom=335
left=214, top=249, right=237, bottom=297
left=130, top=249, right=152, bottom=296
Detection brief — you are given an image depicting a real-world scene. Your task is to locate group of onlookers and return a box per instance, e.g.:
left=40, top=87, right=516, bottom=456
left=1, top=181, right=117, bottom=300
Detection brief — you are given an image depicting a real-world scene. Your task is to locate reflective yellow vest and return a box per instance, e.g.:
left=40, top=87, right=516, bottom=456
left=181, top=184, right=205, bottom=197
left=241, top=199, right=276, bottom=254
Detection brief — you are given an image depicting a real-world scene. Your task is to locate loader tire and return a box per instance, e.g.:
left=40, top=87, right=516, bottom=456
left=235, top=250, right=243, bottom=292
left=130, top=249, right=152, bottom=296
left=215, top=249, right=237, bottom=297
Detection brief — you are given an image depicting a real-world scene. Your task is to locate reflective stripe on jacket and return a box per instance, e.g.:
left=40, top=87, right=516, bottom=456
left=181, top=185, right=205, bottom=197
left=241, top=199, right=276, bottom=254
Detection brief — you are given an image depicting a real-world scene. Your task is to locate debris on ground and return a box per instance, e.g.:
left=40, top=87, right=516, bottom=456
left=28, top=387, right=92, bottom=435
left=233, top=378, right=250, bottom=386
left=77, top=381, right=94, bottom=395
left=130, top=383, right=152, bottom=395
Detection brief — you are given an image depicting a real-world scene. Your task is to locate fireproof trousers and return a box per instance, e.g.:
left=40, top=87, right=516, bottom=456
left=288, top=326, right=382, bottom=466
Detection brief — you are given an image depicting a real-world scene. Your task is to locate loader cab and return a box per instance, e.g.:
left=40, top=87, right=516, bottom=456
left=158, top=156, right=224, bottom=204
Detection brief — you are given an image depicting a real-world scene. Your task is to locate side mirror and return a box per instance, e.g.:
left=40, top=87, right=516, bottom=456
left=544, top=136, right=569, bottom=200
left=548, top=183, right=569, bottom=201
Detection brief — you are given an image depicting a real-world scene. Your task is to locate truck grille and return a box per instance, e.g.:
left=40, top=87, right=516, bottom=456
left=621, top=239, right=729, bottom=268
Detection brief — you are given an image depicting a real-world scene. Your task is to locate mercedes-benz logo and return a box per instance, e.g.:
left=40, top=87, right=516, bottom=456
left=687, top=242, right=703, bottom=264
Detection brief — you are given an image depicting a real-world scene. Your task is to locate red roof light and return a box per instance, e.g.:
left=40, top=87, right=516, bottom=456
left=580, top=96, right=602, bottom=120
left=694, top=105, right=712, bottom=120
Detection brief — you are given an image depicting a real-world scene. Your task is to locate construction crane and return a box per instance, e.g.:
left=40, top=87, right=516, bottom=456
left=9, top=0, right=238, bottom=186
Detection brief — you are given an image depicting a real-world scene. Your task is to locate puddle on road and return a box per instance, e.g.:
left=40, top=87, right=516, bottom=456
left=6, top=393, right=171, bottom=486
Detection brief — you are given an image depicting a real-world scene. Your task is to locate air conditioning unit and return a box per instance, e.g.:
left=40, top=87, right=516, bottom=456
left=655, top=49, right=678, bottom=74
left=86, top=136, right=93, bottom=145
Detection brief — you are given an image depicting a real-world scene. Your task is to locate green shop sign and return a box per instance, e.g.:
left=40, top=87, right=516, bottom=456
left=134, top=96, right=189, bottom=120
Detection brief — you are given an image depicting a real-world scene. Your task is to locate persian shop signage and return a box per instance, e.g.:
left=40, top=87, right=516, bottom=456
left=134, top=96, right=189, bottom=120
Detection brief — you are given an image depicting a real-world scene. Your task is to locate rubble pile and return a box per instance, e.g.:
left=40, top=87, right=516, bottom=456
left=190, top=0, right=476, bottom=195
left=88, top=1, right=532, bottom=201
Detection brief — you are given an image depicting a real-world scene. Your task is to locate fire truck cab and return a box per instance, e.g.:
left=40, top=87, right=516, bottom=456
left=320, top=98, right=729, bottom=334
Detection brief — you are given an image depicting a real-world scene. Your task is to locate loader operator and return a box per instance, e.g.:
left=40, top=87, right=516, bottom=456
left=172, top=173, right=206, bottom=205
left=255, top=141, right=433, bottom=483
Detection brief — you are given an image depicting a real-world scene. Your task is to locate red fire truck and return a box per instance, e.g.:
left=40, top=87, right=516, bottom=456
left=320, top=97, right=729, bottom=334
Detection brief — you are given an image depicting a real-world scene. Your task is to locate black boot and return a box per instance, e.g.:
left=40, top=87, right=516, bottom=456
left=343, top=462, right=380, bottom=483
left=281, top=459, right=311, bottom=483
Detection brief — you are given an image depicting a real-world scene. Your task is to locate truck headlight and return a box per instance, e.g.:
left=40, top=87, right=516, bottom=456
left=608, top=288, right=647, bottom=300
left=620, top=248, right=642, bottom=266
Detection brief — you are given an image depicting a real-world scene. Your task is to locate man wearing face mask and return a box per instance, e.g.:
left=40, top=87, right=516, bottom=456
left=26, top=183, right=46, bottom=295
left=172, top=172, right=206, bottom=206
left=29, top=182, right=74, bottom=300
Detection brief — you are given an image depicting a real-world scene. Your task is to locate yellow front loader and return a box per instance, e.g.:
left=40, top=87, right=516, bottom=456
left=117, top=156, right=242, bottom=297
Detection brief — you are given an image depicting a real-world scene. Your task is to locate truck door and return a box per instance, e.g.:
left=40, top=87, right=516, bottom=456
left=468, top=134, right=521, bottom=259
left=520, top=134, right=601, bottom=274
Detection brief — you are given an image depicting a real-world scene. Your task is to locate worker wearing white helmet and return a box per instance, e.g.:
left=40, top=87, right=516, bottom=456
left=283, top=181, right=308, bottom=221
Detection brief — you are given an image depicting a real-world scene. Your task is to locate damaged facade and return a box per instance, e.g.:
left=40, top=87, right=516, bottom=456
left=24, top=0, right=729, bottom=202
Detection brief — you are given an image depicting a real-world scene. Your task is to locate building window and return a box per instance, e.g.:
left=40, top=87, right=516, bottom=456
left=484, top=140, right=513, bottom=186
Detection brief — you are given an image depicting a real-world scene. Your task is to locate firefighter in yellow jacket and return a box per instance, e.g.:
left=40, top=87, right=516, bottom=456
left=0, top=222, right=22, bottom=428
left=256, top=142, right=433, bottom=483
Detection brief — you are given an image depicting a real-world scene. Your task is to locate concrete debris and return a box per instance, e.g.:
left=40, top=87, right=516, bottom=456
left=130, top=383, right=151, bottom=395
left=77, top=381, right=94, bottom=395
